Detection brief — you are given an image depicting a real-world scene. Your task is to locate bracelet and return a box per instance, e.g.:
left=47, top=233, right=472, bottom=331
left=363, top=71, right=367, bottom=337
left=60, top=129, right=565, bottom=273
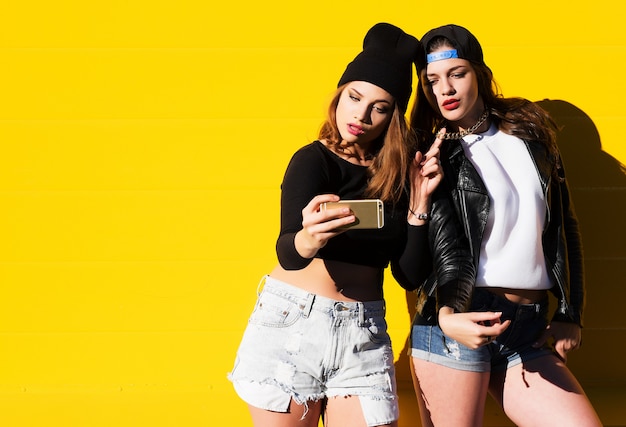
left=409, top=208, right=430, bottom=221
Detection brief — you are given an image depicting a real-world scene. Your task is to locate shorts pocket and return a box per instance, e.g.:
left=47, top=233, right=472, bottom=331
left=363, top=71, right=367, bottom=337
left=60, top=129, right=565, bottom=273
left=363, top=315, right=390, bottom=345
left=469, top=288, right=495, bottom=312
left=249, top=291, right=302, bottom=328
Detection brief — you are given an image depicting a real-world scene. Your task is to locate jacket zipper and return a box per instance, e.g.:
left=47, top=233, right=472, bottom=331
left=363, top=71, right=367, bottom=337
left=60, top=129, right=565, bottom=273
left=526, top=141, right=570, bottom=317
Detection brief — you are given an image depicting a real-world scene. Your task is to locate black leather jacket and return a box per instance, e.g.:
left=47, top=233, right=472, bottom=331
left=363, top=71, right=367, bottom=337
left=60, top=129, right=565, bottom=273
left=418, top=136, right=585, bottom=326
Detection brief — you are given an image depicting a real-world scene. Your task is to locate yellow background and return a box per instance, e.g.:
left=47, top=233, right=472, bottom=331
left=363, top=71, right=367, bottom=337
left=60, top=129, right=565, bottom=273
left=1, top=1, right=625, bottom=426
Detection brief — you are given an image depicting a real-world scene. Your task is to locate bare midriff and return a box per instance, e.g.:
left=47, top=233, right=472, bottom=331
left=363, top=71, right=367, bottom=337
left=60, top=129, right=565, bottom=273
left=269, top=258, right=383, bottom=302
left=483, top=287, right=549, bottom=304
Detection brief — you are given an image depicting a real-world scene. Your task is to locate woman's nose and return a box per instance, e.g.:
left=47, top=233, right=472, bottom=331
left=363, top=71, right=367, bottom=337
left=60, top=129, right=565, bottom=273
left=441, top=80, right=455, bottom=96
left=354, top=106, right=371, bottom=123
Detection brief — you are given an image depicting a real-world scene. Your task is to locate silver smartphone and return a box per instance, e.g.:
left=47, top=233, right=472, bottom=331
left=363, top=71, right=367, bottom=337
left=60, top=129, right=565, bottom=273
left=321, top=199, right=384, bottom=229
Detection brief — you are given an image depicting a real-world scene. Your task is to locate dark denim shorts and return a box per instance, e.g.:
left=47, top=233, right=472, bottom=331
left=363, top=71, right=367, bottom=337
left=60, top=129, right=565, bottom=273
left=410, top=288, right=553, bottom=372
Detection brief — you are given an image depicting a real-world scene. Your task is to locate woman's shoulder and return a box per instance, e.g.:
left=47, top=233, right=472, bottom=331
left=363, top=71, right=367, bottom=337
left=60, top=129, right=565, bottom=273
left=284, top=141, right=336, bottom=174
left=293, top=140, right=326, bottom=156
left=281, top=141, right=349, bottom=190
left=290, top=140, right=347, bottom=165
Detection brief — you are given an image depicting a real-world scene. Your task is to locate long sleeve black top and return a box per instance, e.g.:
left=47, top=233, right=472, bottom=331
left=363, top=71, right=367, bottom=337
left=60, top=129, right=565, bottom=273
left=275, top=141, right=431, bottom=290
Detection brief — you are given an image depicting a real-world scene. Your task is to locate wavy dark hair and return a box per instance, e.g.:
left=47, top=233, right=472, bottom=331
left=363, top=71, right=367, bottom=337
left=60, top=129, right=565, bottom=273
left=319, top=84, right=417, bottom=204
left=410, top=36, right=561, bottom=173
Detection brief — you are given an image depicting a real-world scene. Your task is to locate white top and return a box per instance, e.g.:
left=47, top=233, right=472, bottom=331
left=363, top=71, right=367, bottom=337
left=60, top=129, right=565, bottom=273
left=461, top=124, right=553, bottom=290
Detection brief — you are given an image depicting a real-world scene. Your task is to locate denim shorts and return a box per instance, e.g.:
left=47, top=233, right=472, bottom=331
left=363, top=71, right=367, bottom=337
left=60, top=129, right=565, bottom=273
left=228, top=276, right=398, bottom=426
left=410, top=288, right=553, bottom=372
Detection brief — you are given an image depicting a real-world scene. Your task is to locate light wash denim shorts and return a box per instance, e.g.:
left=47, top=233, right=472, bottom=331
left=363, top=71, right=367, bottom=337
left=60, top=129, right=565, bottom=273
left=410, top=288, right=553, bottom=372
left=229, top=276, right=398, bottom=426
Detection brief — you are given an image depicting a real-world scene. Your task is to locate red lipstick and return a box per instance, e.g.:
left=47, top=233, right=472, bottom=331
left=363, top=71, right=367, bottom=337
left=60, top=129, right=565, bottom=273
left=347, top=124, right=365, bottom=136
left=442, top=99, right=460, bottom=111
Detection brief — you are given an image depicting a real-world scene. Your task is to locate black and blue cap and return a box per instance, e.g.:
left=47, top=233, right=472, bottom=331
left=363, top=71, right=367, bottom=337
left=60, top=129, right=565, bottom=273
left=420, top=24, right=484, bottom=70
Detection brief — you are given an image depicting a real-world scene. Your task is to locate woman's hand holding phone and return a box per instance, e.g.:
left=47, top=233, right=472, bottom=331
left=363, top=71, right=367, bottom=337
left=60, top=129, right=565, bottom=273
left=293, top=194, right=355, bottom=259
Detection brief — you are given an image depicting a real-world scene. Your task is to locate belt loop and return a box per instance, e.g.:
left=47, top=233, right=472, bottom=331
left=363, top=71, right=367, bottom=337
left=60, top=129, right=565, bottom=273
left=301, top=293, right=315, bottom=318
left=358, top=302, right=366, bottom=326
left=256, top=275, right=268, bottom=296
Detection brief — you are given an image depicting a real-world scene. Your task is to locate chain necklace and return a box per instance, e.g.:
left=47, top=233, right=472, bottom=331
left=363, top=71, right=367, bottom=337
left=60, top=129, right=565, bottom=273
left=440, top=109, right=490, bottom=140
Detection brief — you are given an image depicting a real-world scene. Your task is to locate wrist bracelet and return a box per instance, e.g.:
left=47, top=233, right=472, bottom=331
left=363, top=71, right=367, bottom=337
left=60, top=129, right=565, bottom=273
left=409, top=208, right=430, bottom=221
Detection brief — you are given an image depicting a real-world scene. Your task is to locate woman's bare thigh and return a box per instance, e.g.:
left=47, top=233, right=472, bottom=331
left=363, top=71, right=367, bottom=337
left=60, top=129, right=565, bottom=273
left=489, top=354, right=602, bottom=427
left=248, top=399, right=323, bottom=427
left=411, top=357, right=489, bottom=427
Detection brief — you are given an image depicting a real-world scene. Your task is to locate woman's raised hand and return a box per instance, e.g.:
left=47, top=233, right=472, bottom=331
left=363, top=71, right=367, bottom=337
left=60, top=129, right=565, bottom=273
left=408, top=130, right=445, bottom=222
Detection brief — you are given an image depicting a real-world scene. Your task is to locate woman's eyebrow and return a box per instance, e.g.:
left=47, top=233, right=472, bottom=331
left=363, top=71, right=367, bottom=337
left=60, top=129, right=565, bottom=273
left=348, top=87, right=392, bottom=104
left=427, top=65, right=467, bottom=77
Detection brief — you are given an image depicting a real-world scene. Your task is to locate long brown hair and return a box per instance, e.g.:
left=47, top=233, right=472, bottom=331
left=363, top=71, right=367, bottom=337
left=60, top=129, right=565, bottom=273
left=319, top=84, right=416, bottom=204
left=411, top=36, right=560, bottom=168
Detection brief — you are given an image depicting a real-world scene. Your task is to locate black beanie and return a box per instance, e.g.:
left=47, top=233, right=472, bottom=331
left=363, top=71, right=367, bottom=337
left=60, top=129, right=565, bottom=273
left=337, top=23, right=421, bottom=113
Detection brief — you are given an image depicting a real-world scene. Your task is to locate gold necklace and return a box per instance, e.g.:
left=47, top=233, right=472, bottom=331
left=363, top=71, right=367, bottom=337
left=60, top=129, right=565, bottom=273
left=440, top=109, right=490, bottom=140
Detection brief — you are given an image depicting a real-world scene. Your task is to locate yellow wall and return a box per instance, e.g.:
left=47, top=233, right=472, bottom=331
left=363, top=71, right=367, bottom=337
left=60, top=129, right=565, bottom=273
left=1, top=1, right=624, bottom=426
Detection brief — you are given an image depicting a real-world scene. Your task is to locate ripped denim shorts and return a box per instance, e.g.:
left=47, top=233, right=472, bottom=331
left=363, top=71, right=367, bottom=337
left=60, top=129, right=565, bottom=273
left=228, top=276, right=398, bottom=426
left=410, top=287, right=553, bottom=372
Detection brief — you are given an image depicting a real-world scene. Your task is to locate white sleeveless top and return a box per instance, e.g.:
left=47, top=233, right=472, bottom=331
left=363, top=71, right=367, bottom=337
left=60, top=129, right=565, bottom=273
left=460, top=124, right=553, bottom=290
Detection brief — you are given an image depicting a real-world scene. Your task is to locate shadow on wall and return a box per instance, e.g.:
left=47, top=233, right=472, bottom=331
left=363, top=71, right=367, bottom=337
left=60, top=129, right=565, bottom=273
left=536, top=99, right=626, bottom=259
left=536, top=99, right=626, bottom=385
left=394, top=99, right=626, bottom=398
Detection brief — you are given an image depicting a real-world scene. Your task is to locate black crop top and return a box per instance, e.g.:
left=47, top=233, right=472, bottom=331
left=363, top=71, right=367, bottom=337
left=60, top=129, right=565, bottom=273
left=275, top=141, right=430, bottom=289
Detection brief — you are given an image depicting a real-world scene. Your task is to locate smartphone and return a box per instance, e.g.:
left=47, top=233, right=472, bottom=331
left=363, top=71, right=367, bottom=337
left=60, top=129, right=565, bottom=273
left=321, top=199, right=384, bottom=229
